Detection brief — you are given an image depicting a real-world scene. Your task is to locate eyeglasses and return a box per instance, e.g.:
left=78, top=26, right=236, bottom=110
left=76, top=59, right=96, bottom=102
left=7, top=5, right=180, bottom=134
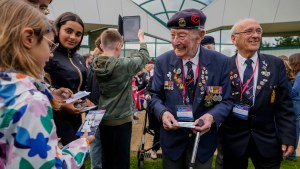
left=40, top=7, right=50, bottom=15
left=43, top=36, right=59, bottom=53
left=234, top=28, right=263, bottom=36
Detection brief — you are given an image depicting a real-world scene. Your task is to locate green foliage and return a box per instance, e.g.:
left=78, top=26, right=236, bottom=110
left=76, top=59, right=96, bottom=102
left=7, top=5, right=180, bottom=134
left=84, top=153, right=300, bottom=169
left=275, top=36, right=300, bottom=47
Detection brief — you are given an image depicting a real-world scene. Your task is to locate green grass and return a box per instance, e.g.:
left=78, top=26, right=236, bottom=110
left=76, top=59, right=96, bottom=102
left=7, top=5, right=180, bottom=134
left=84, top=152, right=300, bottom=169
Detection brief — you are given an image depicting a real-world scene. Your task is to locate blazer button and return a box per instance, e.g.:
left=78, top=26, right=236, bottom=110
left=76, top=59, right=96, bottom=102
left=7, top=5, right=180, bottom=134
left=189, top=133, right=193, bottom=138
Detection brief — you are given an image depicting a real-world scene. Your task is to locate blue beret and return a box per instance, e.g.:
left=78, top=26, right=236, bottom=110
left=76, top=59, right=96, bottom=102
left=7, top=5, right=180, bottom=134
left=201, top=36, right=215, bottom=45
left=167, top=8, right=206, bottom=29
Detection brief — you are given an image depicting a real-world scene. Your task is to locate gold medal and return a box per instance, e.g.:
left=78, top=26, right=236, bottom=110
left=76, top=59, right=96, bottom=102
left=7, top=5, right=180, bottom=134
left=179, top=83, right=184, bottom=89
left=271, top=90, right=275, bottom=103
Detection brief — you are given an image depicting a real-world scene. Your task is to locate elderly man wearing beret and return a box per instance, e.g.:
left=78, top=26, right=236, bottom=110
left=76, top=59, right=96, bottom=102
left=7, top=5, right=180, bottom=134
left=149, top=9, right=233, bottom=169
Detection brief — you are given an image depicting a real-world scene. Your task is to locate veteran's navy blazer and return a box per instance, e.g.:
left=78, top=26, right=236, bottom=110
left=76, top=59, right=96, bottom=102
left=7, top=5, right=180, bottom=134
left=149, top=46, right=233, bottom=162
left=221, top=53, right=296, bottom=158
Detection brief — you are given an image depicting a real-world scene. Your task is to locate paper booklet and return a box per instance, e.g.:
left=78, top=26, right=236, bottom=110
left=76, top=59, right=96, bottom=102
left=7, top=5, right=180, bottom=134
left=76, top=110, right=105, bottom=136
left=65, top=91, right=90, bottom=104
left=79, top=106, right=98, bottom=113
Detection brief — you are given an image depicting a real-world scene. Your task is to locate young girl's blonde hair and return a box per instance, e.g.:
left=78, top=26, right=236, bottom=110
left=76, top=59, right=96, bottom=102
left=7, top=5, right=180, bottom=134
left=0, top=0, right=55, bottom=79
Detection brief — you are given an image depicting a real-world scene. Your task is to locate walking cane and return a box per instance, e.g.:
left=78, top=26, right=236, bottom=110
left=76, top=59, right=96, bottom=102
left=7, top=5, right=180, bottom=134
left=189, top=119, right=204, bottom=169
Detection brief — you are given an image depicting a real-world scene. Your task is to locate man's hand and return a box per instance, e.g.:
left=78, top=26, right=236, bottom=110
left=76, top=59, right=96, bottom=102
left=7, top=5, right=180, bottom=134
left=162, top=111, right=179, bottom=130
left=282, top=144, right=294, bottom=158
left=193, top=113, right=214, bottom=133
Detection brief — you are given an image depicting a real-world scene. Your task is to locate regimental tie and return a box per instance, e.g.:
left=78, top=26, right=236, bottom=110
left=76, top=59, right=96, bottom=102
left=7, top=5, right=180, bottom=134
left=185, top=61, right=195, bottom=104
left=243, top=58, right=254, bottom=104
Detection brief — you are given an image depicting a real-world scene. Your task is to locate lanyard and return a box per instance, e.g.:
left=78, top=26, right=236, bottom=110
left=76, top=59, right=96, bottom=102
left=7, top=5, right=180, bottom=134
left=235, top=57, right=259, bottom=102
left=181, top=59, right=200, bottom=104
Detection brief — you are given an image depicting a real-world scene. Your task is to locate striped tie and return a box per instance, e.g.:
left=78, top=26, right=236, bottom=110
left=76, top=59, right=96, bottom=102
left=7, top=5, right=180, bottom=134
left=185, top=61, right=194, bottom=104
left=243, top=58, right=253, bottom=104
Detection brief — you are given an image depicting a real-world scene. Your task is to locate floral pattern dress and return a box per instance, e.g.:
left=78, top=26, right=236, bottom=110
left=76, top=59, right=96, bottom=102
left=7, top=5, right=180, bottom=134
left=0, top=71, right=89, bottom=169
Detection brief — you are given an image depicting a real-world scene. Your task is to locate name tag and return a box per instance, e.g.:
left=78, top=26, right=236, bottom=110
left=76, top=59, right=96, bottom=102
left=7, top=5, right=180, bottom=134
left=232, top=104, right=250, bottom=120
left=176, top=105, right=193, bottom=122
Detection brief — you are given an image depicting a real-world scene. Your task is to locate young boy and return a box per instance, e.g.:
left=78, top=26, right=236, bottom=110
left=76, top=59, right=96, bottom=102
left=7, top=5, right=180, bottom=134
left=93, top=29, right=150, bottom=169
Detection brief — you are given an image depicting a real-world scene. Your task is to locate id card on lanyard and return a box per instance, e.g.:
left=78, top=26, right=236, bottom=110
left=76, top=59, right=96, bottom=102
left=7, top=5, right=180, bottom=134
left=176, top=105, right=193, bottom=122
left=232, top=103, right=250, bottom=120
left=176, top=59, right=200, bottom=122
left=233, top=57, right=258, bottom=119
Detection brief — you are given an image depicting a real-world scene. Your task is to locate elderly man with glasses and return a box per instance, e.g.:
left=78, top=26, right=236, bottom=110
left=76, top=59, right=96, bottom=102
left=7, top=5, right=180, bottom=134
left=221, top=18, right=296, bottom=169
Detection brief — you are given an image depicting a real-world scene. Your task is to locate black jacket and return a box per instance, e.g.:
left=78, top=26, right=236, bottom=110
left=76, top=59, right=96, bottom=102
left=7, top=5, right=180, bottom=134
left=45, top=47, right=87, bottom=93
left=221, top=53, right=296, bottom=158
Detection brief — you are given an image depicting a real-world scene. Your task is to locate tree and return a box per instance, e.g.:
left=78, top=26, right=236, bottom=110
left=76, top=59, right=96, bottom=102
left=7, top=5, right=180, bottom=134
left=275, top=36, right=300, bottom=47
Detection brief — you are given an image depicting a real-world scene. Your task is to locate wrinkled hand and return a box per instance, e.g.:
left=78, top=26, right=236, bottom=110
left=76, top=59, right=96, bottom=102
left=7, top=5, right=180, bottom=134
left=282, top=144, right=294, bottom=158
left=138, top=29, right=145, bottom=43
left=192, top=113, right=214, bottom=133
left=162, top=111, right=179, bottom=130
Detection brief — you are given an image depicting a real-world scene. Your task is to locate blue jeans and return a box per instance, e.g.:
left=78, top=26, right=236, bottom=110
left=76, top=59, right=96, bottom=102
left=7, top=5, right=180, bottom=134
left=288, top=100, right=300, bottom=160
left=90, top=127, right=103, bottom=169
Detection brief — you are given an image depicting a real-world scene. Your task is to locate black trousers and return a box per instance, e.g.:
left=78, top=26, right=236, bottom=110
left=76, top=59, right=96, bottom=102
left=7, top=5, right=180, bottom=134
left=53, top=110, right=82, bottom=146
left=223, top=138, right=282, bottom=169
left=100, top=122, right=132, bottom=169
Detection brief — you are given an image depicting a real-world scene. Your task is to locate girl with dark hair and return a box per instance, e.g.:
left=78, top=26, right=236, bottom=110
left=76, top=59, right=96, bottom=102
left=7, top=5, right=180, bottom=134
left=45, top=12, right=94, bottom=147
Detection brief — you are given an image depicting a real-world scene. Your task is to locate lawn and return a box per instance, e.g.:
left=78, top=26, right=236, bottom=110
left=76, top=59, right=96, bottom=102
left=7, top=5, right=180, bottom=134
left=84, top=152, right=300, bottom=169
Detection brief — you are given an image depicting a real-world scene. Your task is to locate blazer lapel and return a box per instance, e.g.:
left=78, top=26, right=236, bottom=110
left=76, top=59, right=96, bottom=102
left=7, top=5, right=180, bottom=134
left=255, top=54, right=270, bottom=98
left=230, top=55, right=242, bottom=97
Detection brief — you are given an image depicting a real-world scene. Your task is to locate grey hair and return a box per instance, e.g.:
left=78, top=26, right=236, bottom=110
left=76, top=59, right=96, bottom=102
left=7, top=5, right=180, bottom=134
left=230, top=18, right=258, bottom=35
left=230, top=19, right=244, bottom=35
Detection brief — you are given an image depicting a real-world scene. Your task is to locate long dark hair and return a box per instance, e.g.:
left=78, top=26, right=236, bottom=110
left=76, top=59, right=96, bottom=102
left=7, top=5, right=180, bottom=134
left=54, top=12, right=84, bottom=53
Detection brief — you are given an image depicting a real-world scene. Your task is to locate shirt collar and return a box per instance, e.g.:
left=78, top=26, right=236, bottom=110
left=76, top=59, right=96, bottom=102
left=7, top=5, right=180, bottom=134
left=182, top=46, right=200, bottom=66
left=237, top=52, right=258, bottom=66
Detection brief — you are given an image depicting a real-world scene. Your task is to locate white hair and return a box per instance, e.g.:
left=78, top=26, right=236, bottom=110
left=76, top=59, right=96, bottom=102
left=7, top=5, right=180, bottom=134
left=230, top=18, right=259, bottom=35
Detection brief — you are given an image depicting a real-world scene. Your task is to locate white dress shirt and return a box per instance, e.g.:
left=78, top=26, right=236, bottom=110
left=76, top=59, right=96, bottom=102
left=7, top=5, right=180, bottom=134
left=182, top=47, right=200, bottom=83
